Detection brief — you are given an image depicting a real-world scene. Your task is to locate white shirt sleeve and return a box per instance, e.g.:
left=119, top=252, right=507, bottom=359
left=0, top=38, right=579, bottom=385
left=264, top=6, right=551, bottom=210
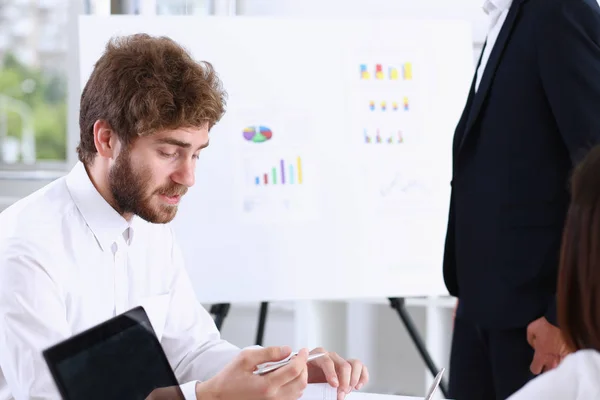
left=179, top=380, right=199, bottom=400
left=0, top=238, right=70, bottom=399
left=161, top=228, right=241, bottom=384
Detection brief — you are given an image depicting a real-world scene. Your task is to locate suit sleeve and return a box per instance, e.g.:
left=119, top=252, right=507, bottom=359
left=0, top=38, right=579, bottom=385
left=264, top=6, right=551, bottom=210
left=536, top=0, right=600, bottom=163
left=545, top=296, right=558, bottom=326
left=535, top=0, right=600, bottom=325
left=442, top=191, right=459, bottom=297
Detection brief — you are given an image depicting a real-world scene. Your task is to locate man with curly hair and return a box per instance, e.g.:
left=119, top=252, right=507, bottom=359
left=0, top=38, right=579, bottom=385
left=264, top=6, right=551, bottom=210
left=0, top=34, right=368, bottom=400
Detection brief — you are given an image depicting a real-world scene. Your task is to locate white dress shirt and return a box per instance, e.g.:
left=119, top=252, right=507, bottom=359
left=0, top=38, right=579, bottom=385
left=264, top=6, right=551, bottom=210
left=476, top=0, right=514, bottom=91
left=0, top=162, right=240, bottom=400
left=508, top=349, right=600, bottom=399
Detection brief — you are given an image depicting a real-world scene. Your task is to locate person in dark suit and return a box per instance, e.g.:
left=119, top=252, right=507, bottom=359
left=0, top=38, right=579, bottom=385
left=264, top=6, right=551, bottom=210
left=444, top=0, right=600, bottom=399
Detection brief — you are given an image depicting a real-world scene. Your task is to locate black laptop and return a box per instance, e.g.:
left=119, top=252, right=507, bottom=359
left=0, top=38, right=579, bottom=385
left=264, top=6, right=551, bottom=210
left=43, top=306, right=185, bottom=400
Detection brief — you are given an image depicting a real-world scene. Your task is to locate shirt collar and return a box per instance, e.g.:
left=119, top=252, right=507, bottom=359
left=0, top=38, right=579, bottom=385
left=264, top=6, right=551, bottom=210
left=483, top=0, right=512, bottom=14
left=66, top=162, right=134, bottom=252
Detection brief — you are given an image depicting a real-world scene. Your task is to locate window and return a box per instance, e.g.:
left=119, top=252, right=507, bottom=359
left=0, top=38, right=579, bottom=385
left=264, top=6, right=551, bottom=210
left=0, top=0, right=213, bottom=168
left=155, top=0, right=209, bottom=15
left=0, top=0, right=69, bottom=165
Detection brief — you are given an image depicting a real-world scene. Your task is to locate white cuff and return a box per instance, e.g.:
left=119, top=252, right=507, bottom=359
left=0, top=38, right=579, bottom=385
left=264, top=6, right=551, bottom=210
left=180, top=381, right=199, bottom=400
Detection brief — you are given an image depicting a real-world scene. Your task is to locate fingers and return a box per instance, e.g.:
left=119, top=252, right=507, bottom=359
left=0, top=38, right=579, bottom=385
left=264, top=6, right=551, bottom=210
left=530, top=351, right=545, bottom=375
left=529, top=351, right=546, bottom=375
left=241, top=346, right=292, bottom=369
left=267, top=348, right=309, bottom=388
left=526, top=317, right=545, bottom=347
left=348, top=359, right=363, bottom=390
left=356, top=363, right=369, bottom=390
left=329, top=352, right=352, bottom=397
left=310, top=347, right=327, bottom=356
left=526, top=323, right=536, bottom=347
left=530, top=352, right=560, bottom=375
left=278, top=356, right=309, bottom=400
left=310, top=350, right=339, bottom=387
left=308, top=350, right=368, bottom=395
left=526, top=317, right=547, bottom=348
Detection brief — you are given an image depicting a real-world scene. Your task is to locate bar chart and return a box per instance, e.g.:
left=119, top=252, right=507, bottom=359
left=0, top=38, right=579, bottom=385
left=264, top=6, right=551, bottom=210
left=253, top=156, right=304, bottom=186
left=359, top=62, right=413, bottom=80
left=369, top=98, right=409, bottom=112
left=364, top=129, right=404, bottom=144
left=239, top=153, right=317, bottom=223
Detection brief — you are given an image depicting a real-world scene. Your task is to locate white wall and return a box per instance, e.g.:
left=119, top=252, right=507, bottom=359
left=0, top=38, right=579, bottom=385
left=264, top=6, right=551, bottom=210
left=236, top=0, right=487, bottom=58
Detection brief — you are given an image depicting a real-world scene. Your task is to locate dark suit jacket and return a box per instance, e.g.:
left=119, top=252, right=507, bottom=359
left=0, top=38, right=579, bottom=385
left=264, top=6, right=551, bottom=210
left=444, top=0, right=600, bottom=329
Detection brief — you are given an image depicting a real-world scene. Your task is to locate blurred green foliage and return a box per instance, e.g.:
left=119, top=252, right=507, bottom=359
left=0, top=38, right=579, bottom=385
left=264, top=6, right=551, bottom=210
left=0, top=52, right=67, bottom=161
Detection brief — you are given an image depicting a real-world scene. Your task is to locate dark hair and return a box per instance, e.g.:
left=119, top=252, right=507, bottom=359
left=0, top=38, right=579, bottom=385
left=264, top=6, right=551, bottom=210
left=77, top=33, right=226, bottom=165
left=558, top=144, right=600, bottom=352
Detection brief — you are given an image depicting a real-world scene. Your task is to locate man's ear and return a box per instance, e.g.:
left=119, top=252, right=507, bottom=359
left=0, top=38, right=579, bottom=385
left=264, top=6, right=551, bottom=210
left=93, top=120, right=119, bottom=159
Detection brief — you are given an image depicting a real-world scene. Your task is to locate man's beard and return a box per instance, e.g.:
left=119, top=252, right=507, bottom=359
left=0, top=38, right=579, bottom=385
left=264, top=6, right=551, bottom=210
left=108, top=148, right=187, bottom=224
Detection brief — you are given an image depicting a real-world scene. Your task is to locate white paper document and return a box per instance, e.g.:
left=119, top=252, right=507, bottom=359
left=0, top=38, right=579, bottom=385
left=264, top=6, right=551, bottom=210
left=299, top=383, right=424, bottom=400
left=300, top=383, right=337, bottom=400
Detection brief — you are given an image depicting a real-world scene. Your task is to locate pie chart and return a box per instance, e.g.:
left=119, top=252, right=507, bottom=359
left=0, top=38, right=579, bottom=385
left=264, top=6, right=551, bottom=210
left=243, top=126, right=273, bottom=143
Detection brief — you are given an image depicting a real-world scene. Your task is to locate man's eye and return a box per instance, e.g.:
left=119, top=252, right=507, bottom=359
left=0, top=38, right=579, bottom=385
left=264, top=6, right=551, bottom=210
left=159, top=151, right=176, bottom=158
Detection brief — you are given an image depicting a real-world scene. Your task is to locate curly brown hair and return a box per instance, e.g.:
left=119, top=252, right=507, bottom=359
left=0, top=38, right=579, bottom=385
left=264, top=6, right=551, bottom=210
left=77, top=33, right=227, bottom=165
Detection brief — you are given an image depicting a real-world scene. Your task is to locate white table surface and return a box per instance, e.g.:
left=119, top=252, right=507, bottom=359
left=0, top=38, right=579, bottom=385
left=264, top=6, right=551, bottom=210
left=347, top=393, right=423, bottom=399
left=302, top=384, right=441, bottom=400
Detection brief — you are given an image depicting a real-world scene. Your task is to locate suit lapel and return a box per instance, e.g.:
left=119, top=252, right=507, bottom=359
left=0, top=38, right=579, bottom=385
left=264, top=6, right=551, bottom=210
left=453, top=44, right=485, bottom=157
left=458, top=0, right=525, bottom=153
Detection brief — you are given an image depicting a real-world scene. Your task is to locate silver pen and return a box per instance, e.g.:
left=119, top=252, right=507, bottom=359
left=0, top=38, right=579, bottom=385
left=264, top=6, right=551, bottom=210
left=424, top=367, right=445, bottom=400
left=253, top=352, right=327, bottom=375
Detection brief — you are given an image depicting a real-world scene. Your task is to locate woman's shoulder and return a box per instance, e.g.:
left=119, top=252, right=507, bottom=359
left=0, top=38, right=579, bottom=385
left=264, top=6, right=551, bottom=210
left=508, top=350, right=600, bottom=400
left=564, top=349, right=600, bottom=393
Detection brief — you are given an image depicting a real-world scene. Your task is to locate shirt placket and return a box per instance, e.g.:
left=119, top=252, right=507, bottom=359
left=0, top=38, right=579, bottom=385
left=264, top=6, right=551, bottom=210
left=113, top=236, right=130, bottom=315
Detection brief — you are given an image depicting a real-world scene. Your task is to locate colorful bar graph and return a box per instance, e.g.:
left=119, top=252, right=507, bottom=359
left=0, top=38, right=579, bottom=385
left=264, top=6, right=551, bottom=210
left=253, top=157, right=303, bottom=186
left=359, top=63, right=413, bottom=81
left=363, top=128, right=406, bottom=145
